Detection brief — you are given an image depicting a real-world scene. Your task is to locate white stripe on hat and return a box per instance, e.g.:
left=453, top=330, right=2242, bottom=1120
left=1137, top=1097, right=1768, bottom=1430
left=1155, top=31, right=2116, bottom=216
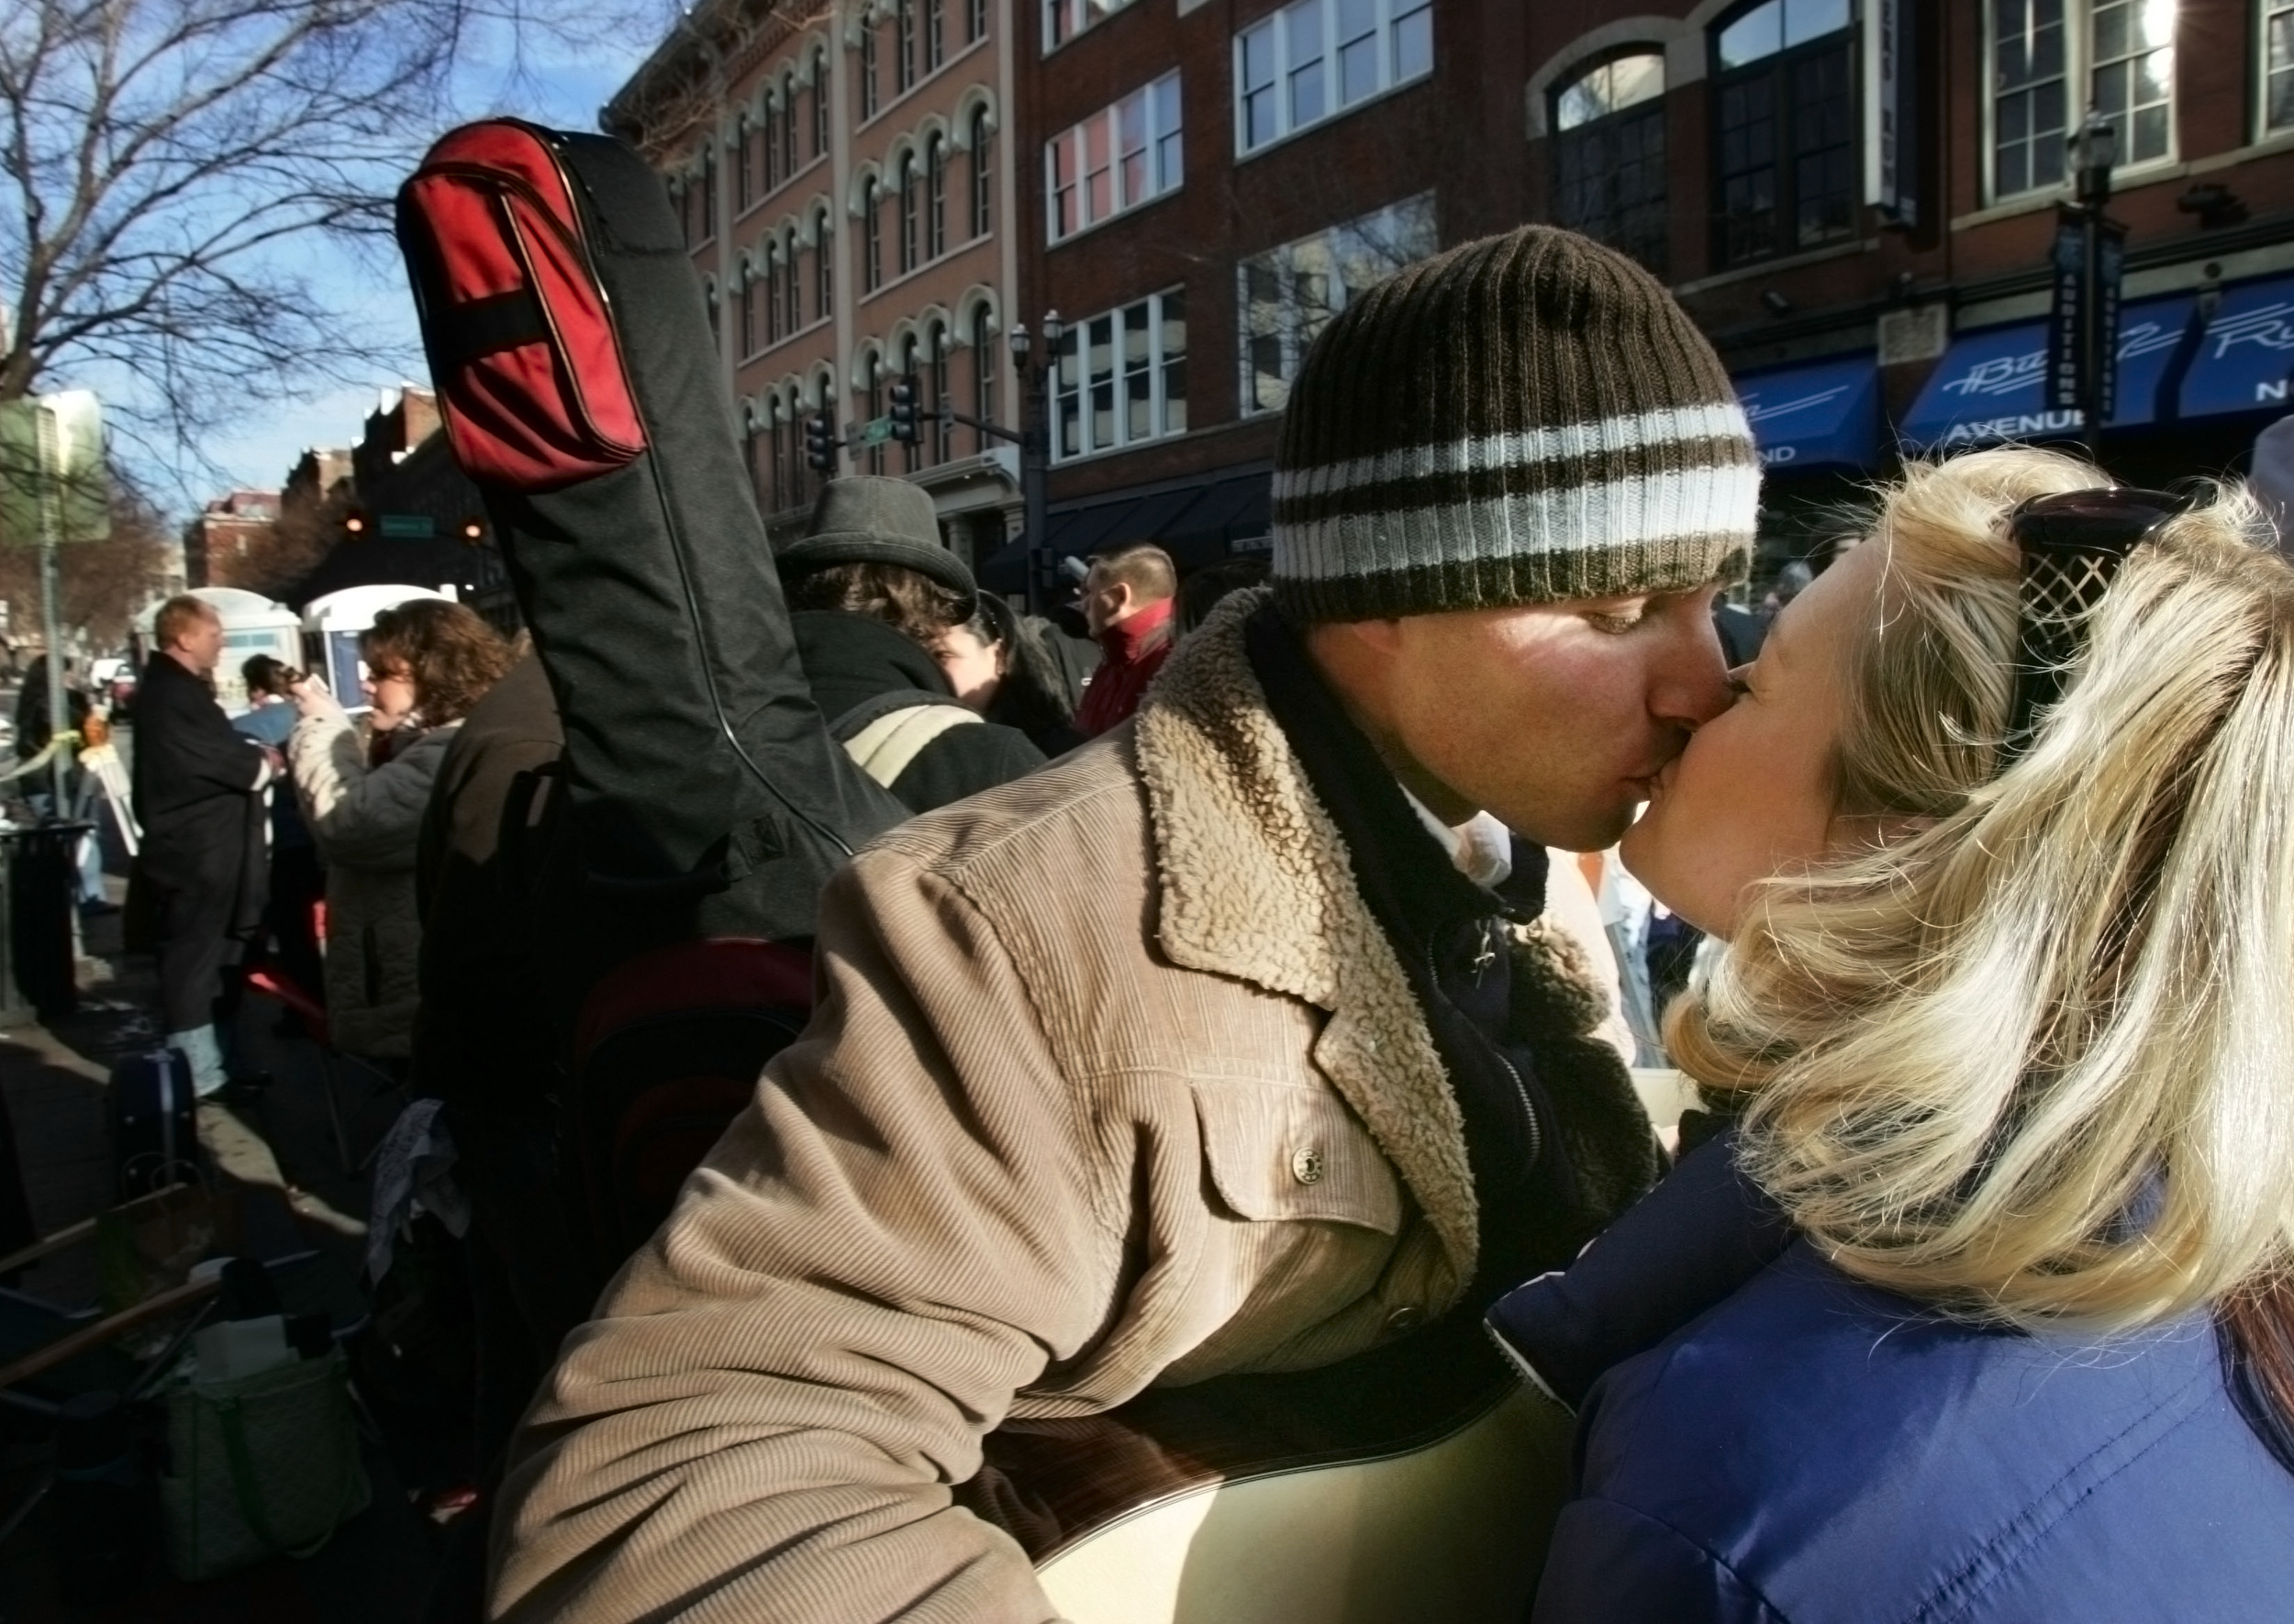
left=1271, top=403, right=1754, bottom=505
left=1275, top=462, right=1763, bottom=584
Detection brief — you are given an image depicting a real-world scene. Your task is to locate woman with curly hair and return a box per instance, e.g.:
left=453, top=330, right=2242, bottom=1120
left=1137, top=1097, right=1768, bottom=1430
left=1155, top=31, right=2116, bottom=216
left=1491, top=447, right=2294, bottom=1620
left=287, top=598, right=510, bottom=1062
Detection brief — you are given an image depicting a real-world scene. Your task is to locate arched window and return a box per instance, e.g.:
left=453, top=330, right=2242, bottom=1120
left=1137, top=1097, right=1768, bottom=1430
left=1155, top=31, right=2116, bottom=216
left=1551, top=51, right=1668, bottom=278
left=926, top=133, right=948, bottom=259
left=898, top=331, right=923, bottom=472
left=1711, top=0, right=1855, bottom=265
left=927, top=0, right=946, bottom=72
left=705, top=279, right=720, bottom=345
left=816, top=208, right=836, bottom=316
left=741, top=266, right=759, bottom=354
left=863, top=175, right=884, bottom=290
left=782, top=74, right=801, bottom=175
left=897, top=0, right=918, bottom=93
left=967, top=0, right=985, bottom=46
left=898, top=150, right=920, bottom=274
left=736, top=114, right=754, bottom=211
left=862, top=24, right=880, bottom=118
left=813, top=48, right=831, bottom=155
left=763, top=99, right=780, bottom=193
left=765, top=250, right=784, bottom=345
left=815, top=369, right=840, bottom=480
left=745, top=405, right=766, bottom=503
left=924, top=317, right=950, bottom=463
left=968, top=303, right=997, bottom=450
left=699, top=148, right=718, bottom=240
left=969, top=107, right=993, bottom=239
left=784, top=230, right=804, bottom=332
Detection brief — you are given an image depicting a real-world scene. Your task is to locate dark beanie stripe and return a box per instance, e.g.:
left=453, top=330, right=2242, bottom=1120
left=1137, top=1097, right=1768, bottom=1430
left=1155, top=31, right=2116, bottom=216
left=1271, top=226, right=1759, bottom=620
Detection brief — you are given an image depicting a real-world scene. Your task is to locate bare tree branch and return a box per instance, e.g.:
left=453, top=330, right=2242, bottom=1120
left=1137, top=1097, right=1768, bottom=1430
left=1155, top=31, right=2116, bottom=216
left=1, top=0, right=678, bottom=492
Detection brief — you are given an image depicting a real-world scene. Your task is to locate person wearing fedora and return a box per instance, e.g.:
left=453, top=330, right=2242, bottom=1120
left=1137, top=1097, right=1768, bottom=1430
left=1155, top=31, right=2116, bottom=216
left=777, top=476, right=1047, bottom=814
left=491, top=227, right=1757, bottom=1622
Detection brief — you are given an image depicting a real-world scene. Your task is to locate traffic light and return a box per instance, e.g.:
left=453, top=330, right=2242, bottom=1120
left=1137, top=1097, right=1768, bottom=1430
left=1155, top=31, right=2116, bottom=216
left=805, top=413, right=838, bottom=473
left=341, top=508, right=369, bottom=538
left=459, top=516, right=486, bottom=543
left=888, top=376, right=919, bottom=443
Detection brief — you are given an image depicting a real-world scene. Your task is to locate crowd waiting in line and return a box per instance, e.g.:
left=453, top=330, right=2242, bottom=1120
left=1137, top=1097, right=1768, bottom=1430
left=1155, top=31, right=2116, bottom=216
left=113, top=221, right=2294, bottom=1624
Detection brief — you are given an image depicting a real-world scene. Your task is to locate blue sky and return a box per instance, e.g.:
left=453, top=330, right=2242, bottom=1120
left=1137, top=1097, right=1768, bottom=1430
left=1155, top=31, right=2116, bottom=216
left=196, top=21, right=665, bottom=504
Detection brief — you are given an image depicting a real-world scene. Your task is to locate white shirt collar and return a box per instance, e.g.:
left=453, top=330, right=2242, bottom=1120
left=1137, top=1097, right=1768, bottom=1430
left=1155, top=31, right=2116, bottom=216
left=1399, top=786, right=1514, bottom=888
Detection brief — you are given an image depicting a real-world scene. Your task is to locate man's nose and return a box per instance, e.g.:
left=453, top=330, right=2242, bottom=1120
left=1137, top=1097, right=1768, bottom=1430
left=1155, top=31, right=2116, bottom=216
left=1652, top=612, right=1732, bottom=729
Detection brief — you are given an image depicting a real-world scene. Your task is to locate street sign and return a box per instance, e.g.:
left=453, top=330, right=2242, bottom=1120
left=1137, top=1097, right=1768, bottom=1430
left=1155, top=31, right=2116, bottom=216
left=0, top=392, right=109, bottom=547
left=862, top=417, right=894, bottom=446
left=2046, top=206, right=2126, bottom=419
left=378, top=513, right=434, bottom=539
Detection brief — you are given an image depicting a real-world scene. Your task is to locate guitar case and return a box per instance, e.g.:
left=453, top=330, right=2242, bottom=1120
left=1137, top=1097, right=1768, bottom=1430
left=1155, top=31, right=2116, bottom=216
left=393, top=122, right=905, bottom=1280
left=394, top=118, right=904, bottom=936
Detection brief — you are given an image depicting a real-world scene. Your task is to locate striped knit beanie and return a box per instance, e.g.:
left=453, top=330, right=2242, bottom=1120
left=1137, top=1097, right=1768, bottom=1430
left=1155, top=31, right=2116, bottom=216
left=1271, top=225, right=1759, bottom=622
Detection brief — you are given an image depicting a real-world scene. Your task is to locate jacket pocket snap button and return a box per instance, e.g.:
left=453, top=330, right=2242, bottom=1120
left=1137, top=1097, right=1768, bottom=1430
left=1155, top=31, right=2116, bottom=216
left=1290, top=1146, right=1325, bottom=1185
left=1384, top=1305, right=1425, bottom=1333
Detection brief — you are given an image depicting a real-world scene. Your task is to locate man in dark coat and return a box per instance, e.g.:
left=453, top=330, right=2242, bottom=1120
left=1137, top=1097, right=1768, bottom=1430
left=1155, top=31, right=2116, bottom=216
left=132, top=596, right=271, bottom=1099
left=777, top=478, right=1044, bottom=814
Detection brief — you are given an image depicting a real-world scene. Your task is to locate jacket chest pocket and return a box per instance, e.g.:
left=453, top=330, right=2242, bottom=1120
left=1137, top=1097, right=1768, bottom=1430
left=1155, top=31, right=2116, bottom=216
left=1191, top=1078, right=1404, bottom=1235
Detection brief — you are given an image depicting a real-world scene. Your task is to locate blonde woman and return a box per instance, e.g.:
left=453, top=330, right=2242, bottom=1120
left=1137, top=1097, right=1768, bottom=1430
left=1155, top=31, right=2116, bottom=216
left=1489, top=447, right=2294, bottom=1621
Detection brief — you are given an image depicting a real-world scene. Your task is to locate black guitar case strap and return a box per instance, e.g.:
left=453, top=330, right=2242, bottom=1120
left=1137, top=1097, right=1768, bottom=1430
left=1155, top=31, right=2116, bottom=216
left=393, top=120, right=904, bottom=945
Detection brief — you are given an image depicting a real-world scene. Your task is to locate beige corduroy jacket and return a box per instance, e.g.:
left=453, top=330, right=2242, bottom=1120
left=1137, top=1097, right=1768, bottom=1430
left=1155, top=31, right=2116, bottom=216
left=490, top=592, right=1651, bottom=1623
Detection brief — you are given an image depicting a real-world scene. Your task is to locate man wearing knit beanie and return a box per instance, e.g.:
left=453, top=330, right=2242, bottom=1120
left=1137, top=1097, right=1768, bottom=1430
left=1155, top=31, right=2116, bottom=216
left=496, top=228, right=1756, bottom=1624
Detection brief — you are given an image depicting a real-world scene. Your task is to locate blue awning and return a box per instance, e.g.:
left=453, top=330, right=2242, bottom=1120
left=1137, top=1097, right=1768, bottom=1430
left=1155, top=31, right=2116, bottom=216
left=1899, top=295, right=2197, bottom=451
left=2177, top=277, right=2294, bottom=418
left=1734, top=355, right=1879, bottom=471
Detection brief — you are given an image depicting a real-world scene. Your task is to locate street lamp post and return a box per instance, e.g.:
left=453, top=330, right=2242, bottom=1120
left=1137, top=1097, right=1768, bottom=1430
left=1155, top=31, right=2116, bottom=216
left=936, top=310, right=1064, bottom=616
left=2072, top=109, right=2119, bottom=464
left=1008, top=312, right=1061, bottom=615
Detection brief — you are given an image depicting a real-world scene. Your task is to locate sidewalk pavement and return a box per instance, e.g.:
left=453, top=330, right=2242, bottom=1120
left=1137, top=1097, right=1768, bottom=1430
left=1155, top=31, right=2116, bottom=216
left=0, top=894, right=451, bottom=1623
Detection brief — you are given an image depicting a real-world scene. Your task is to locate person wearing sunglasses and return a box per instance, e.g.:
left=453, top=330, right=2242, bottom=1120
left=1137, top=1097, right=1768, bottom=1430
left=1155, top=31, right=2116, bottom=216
left=1489, top=447, right=2294, bottom=1621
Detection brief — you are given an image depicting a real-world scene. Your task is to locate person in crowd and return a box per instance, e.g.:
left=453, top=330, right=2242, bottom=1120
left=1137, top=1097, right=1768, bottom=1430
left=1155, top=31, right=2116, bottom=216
left=1073, top=539, right=1178, bottom=736
left=928, top=592, right=1084, bottom=755
left=1755, top=556, right=1812, bottom=621
left=778, top=476, right=1046, bottom=812
left=17, top=657, right=110, bottom=915
left=286, top=599, right=510, bottom=1065
left=1492, top=449, right=2294, bottom=1619
left=234, top=655, right=324, bottom=1026
left=130, top=596, right=272, bottom=1101
left=490, top=225, right=1754, bottom=1623
left=408, top=643, right=590, bottom=1621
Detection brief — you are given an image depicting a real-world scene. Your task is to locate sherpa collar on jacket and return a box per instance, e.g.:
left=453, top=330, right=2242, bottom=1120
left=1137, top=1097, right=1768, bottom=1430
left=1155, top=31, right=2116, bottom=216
left=1132, top=586, right=1570, bottom=1300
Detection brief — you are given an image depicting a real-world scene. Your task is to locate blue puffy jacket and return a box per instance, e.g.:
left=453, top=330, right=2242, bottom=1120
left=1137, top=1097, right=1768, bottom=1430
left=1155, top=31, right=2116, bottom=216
left=1488, top=1135, right=2294, bottom=1623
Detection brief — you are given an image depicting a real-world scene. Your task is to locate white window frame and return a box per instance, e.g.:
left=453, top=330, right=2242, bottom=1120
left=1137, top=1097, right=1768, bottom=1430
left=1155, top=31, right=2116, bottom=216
left=1046, top=72, right=1184, bottom=242
left=2261, top=0, right=2294, bottom=138
left=1051, top=288, right=1187, bottom=463
left=1233, top=0, right=1432, bottom=157
left=1236, top=194, right=1435, bottom=417
left=1984, top=0, right=2178, bottom=206
left=1044, top=0, right=1136, bottom=53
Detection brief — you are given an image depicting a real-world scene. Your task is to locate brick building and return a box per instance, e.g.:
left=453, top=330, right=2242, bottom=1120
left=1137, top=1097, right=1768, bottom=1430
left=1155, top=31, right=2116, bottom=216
left=601, top=0, right=2294, bottom=595
left=1012, top=0, right=2294, bottom=584
left=1524, top=0, right=2294, bottom=572
left=1007, top=0, right=1469, bottom=585
left=607, top=0, right=1025, bottom=570
left=181, top=488, right=282, bottom=589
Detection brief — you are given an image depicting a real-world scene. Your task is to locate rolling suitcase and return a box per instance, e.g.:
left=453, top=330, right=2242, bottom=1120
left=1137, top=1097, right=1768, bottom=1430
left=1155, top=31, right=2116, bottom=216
left=109, top=1048, right=199, bottom=1201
